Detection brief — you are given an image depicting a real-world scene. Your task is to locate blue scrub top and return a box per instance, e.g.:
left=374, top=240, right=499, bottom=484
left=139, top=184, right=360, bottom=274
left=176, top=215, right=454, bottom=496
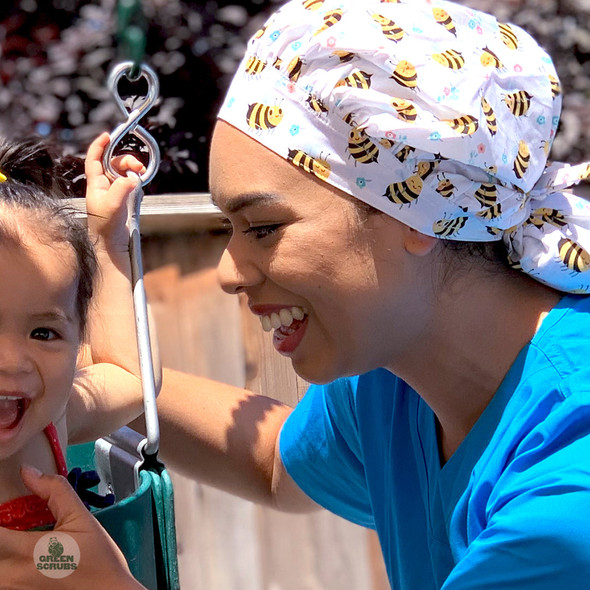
left=280, top=294, right=590, bottom=588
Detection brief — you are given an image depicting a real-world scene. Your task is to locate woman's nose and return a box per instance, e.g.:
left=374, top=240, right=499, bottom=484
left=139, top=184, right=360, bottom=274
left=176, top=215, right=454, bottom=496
left=217, top=242, right=264, bottom=295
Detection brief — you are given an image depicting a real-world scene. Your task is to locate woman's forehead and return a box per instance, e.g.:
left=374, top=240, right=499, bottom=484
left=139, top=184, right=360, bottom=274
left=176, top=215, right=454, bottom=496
left=210, top=121, right=315, bottom=202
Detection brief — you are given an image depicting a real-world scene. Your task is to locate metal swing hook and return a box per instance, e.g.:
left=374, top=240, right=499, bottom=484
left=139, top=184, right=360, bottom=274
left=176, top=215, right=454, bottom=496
left=103, top=60, right=161, bottom=457
left=102, top=61, right=160, bottom=187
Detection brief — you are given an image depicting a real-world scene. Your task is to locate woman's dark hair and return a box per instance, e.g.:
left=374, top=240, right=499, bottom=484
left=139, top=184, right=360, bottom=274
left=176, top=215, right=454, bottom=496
left=0, top=137, right=97, bottom=336
left=346, top=192, right=520, bottom=281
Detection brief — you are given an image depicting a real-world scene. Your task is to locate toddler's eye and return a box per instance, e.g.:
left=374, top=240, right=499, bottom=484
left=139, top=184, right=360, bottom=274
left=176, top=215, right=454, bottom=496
left=30, top=328, right=59, bottom=341
left=244, top=224, right=282, bottom=239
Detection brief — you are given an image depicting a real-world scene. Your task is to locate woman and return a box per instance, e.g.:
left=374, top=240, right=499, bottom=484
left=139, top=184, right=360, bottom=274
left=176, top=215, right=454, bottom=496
left=3, top=0, right=590, bottom=588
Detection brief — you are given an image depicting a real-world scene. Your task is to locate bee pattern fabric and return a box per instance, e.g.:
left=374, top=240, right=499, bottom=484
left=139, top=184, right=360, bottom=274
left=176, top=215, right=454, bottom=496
left=218, top=0, right=590, bottom=293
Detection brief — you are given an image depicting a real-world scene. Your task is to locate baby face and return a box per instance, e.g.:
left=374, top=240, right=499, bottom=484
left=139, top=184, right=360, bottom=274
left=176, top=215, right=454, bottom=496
left=0, top=238, right=80, bottom=460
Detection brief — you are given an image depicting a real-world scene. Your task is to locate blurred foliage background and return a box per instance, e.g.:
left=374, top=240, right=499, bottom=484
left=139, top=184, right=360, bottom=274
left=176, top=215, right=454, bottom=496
left=0, top=0, right=589, bottom=195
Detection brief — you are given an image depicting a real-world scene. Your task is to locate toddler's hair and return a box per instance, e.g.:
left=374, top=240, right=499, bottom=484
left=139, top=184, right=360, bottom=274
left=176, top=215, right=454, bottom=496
left=0, top=137, right=97, bottom=335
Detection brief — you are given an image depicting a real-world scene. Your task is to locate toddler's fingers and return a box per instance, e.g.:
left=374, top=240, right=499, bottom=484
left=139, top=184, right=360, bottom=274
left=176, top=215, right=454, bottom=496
left=85, top=132, right=110, bottom=187
left=116, top=154, right=145, bottom=175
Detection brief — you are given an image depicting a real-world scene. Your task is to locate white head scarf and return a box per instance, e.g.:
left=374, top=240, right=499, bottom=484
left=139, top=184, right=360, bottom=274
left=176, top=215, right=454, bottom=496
left=218, top=0, right=590, bottom=293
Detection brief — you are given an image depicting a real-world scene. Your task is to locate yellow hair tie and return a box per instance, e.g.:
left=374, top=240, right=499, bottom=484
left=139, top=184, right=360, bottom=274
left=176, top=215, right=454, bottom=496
left=0, top=171, right=6, bottom=183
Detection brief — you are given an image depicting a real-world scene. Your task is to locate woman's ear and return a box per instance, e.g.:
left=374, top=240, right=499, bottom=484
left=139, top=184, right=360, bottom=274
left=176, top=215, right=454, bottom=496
left=403, top=227, right=438, bottom=257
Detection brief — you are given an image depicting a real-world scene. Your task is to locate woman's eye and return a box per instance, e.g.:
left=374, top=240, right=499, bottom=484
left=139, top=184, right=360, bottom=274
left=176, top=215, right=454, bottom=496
left=244, top=224, right=282, bottom=239
left=30, top=328, right=59, bottom=341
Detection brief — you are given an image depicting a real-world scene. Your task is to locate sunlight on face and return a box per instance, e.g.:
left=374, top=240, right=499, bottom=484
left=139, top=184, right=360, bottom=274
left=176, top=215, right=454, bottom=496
left=209, top=121, right=437, bottom=383
left=0, top=236, right=80, bottom=461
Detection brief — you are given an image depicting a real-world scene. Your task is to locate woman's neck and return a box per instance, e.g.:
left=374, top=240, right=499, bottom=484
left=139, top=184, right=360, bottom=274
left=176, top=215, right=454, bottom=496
left=388, top=274, right=562, bottom=463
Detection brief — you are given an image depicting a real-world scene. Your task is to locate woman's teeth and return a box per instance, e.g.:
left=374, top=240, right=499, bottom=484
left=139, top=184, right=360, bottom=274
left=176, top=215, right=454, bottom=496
left=260, top=307, right=306, bottom=332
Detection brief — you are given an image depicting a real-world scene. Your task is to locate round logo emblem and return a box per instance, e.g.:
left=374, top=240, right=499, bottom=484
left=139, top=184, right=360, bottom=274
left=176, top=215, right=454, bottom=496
left=33, top=532, right=80, bottom=579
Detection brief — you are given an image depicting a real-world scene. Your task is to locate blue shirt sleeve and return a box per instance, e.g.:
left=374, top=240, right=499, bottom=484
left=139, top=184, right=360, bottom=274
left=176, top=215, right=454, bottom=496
left=443, top=389, right=590, bottom=589
left=279, top=377, right=375, bottom=529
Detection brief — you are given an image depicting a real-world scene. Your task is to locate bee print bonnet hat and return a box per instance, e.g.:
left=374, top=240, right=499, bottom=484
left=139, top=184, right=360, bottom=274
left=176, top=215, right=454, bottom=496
left=218, top=0, right=590, bottom=293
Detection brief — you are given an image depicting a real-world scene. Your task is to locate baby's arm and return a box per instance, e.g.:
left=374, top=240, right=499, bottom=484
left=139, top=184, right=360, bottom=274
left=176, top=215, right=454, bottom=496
left=68, top=133, right=160, bottom=443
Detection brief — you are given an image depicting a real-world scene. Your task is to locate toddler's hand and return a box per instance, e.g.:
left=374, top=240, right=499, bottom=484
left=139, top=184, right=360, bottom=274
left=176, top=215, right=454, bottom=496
left=85, top=132, right=145, bottom=254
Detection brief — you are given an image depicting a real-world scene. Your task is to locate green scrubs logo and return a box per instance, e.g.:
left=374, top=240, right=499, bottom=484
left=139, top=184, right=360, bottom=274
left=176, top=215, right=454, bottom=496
left=47, top=537, right=63, bottom=558
left=34, top=532, right=80, bottom=579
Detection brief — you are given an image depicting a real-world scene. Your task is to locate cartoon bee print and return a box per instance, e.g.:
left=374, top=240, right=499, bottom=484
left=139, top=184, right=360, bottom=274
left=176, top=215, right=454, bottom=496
left=432, top=216, right=467, bottom=237
left=432, top=49, right=464, bottom=70
left=385, top=174, right=423, bottom=205
left=372, top=14, right=405, bottom=42
left=548, top=75, right=561, bottom=99
left=481, top=97, right=497, bottom=136
left=395, top=145, right=415, bottom=162
left=390, top=60, right=417, bottom=89
left=391, top=98, right=417, bottom=123
left=307, top=94, right=328, bottom=114
left=503, top=90, right=532, bottom=117
left=302, top=0, right=325, bottom=10
left=313, top=8, right=343, bottom=36
left=486, top=226, right=502, bottom=237
left=432, top=7, right=457, bottom=36
left=287, top=148, right=331, bottom=180
left=332, top=50, right=356, bottom=63
left=498, top=23, right=518, bottom=50
left=416, top=160, right=438, bottom=179
left=245, top=56, right=266, bottom=75
left=443, top=115, right=479, bottom=135
left=513, top=140, right=530, bottom=179
left=558, top=238, right=590, bottom=273
left=286, top=56, right=304, bottom=82
left=528, top=208, right=567, bottom=229
left=273, top=57, right=283, bottom=69
left=348, top=127, right=380, bottom=164
left=480, top=47, right=504, bottom=69
left=379, top=138, right=396, bottom=149
left=342, top=112, right=358, bottom=127
left=335, top=70, right=373, bottom=90
left=246, top=103, right=284, bottom=130
left=476, top=203, right=502, bottom=220
left=253, top=25, right=267, bottom=40
left=474, top=182, right=497, bottom=207
left=507, top=253, right=522, bottom=270
left=436, top=176, right=455, bottom=198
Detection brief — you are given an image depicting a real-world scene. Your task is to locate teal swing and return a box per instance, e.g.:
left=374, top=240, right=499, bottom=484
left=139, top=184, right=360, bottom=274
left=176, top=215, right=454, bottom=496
left=67, top=52, right=180, bottom=590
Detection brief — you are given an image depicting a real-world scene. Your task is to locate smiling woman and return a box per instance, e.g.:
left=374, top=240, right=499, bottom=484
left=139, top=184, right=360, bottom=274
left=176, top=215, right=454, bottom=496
left=175, top=1, right=590, bottom=587
left=4, top=1, right=590, bottom=589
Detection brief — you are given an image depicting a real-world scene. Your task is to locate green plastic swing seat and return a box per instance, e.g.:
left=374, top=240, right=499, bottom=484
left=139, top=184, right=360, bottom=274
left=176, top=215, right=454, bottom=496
left=67, top=427, right=180, bottom=590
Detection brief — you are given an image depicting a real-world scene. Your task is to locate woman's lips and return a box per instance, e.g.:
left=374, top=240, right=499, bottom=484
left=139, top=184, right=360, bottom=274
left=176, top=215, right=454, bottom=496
left=272, top=315, right=309, bottom=355
left=250, top=305, right=309, bottom=356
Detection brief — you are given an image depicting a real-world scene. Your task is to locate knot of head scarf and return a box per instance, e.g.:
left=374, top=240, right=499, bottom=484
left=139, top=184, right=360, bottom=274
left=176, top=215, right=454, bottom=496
left=217, top=0, right=590, bottom=293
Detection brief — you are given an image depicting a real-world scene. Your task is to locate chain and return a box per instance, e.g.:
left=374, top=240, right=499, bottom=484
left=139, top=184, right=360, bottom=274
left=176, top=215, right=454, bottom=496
left=116, top=0, right=146, bottom=80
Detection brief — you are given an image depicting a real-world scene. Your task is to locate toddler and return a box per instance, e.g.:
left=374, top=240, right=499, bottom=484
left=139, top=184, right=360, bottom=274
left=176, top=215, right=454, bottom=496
left=0, top=133, right=149, bottom=530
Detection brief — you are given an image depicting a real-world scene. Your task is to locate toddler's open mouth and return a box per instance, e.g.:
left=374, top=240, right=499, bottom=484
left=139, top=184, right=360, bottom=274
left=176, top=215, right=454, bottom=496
left=0, top=396, right=28, bottom=431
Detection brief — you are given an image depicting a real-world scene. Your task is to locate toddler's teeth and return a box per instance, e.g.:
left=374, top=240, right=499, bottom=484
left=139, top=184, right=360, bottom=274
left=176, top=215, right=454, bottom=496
left=291, top=307, right=305, bottom=321
left=279, top=308, right=294, bottom=327
left=261, top=316, right=272, bottom=332
left=270, top=313, right=281, bottom=329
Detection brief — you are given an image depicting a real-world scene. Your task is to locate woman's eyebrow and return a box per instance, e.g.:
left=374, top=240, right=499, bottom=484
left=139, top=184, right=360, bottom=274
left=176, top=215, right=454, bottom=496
left=211, top=191, right=282, bottom=214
